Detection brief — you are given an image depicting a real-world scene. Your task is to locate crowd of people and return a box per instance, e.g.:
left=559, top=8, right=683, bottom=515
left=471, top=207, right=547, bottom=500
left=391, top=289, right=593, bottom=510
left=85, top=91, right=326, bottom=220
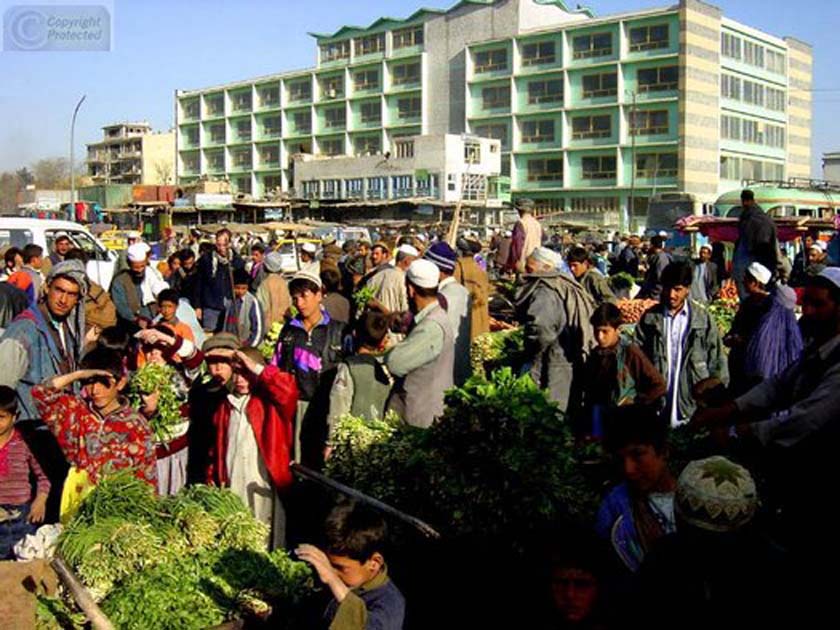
left=0, top=188, right=838, bottom=627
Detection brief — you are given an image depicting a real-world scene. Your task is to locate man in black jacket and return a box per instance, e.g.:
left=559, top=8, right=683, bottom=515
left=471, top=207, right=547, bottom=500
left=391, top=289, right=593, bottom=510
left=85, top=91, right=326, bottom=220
left=194, top=228, right=245, bottom=332
left=733, top=189, right=782, bottom=297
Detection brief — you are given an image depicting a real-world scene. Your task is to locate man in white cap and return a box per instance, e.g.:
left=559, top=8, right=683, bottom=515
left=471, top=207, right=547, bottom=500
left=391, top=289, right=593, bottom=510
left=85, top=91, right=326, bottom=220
left=385, top=259, right=454, bottom=428
left=806, top=240, right=830, bottom=275
left=360, top=243, right=408, bottom=315
left=395, top=244, right=418, bottom=272
left=690, top=244, right=719, bottom=303
left=693, top=268, right=840, bottom=584
left=110, top=242, right=168, bottom=331
left=515, top=246, right=596, bottom=413
left=299, top=242, right=318, bottom=271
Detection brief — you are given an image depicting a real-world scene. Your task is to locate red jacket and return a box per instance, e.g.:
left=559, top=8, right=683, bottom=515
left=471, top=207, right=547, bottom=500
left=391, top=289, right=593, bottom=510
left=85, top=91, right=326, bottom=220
left=206, top=365, right=298, bottom=490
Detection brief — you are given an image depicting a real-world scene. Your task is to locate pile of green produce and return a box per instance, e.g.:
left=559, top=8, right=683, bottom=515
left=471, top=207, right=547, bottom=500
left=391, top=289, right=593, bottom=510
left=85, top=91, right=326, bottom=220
left=352, top=285, right=376, bottom=312
left=127, top=363, right=183, bottom=442
left=706, top=298, right=739, bottom=336
left=470, top=328, right=524, bottom=377
left=50, top=473, right=312, bottom=629
left=326, top=368, right=598, bottom=546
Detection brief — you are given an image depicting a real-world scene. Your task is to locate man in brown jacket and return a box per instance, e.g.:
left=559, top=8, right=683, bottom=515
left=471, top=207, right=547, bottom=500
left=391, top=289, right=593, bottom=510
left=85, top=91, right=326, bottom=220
left=256, top=251, right=291, bottom=328
left=454, top=237, right=490, bottom=339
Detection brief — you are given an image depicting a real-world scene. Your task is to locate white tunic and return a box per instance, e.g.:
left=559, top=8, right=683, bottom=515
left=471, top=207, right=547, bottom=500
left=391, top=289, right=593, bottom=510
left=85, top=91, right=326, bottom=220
left=225, top=393, right=286, bottom=549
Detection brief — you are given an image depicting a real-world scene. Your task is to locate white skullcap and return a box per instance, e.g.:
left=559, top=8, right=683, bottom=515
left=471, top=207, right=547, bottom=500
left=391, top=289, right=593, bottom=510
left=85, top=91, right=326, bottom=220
left=747, top=262, right=771, bottom=285
left=504, top=230, right=512, bottom=238
left=127, top=242, right=148, bottom=263
left=301, top=242, right=317, bottom=254
left=291, top=269, right=322, bottom=289
left=406, top=259, right=439, bottom=289
left=397, top=244, right=419, bottom=257
left=810, top=241, right=827, bottom=253
left=819, top=267, right=840, bottom=291
left=528, top=246, right=559, bottom=268
left=415, top=234, right=427, bottom=243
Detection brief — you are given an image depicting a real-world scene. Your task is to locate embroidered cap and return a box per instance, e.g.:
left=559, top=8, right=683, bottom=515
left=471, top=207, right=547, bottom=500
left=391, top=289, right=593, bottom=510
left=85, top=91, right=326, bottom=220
left=746, top=261, right=771, bottom=285
left=675, top=456, right=758, bottom=533
left=406, top=259, right=439, bottom=289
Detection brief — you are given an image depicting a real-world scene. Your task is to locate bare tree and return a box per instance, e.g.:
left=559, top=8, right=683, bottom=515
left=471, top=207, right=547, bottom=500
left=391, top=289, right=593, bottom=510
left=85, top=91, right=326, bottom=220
left=15, top=167, right=34, bottom=186
left=32, top=157, right=71, bottom=188
left=0, top=172, right=20, bottom=212
left=154, top=160, right=173, bottom=185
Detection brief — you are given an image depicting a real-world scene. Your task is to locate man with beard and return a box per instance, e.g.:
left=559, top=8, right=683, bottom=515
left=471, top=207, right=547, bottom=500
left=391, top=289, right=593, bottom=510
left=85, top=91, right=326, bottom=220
left=110, top=242, right=166, bottom=332
left=385, top=259, right=454, bottom=428
left=195, top=228, right=245, bottom=332
left=0, top=260, right=90, bottom=521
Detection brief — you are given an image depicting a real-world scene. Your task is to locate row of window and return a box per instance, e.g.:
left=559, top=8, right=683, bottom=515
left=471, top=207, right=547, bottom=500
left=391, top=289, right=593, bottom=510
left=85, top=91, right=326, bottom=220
left=474, top=23, right=671, bottom=73
left=302, top=173, right=440, bottom=200
left=525, top=152, right=677, bottom=182
left=721, top=114, right=786, bottom=148
left=720, top=155, right=785, bottom=181
left=476, top=66, right=677, bottom=111
left=721, top=32, right=786, bottom=74
left=320, top=26, right=424, bottom=63
left=472, top=108, right=670, bottom=146
left=720, top=74, right=786, bottom=112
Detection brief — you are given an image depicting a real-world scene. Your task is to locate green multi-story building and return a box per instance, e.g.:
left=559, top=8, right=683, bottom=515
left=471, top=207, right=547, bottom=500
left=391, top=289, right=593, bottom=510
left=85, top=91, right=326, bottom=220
left=175, top=0, right=812, bottom=227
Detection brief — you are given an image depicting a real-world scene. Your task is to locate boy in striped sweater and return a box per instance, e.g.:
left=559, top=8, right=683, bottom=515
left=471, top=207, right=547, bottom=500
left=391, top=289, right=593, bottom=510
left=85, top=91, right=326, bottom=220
left=0, top=385, right=49, bottom=558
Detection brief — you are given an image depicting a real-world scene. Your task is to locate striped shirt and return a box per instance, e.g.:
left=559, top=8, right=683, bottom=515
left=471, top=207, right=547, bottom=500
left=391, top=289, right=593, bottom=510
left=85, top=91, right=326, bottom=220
left=0, top=430, right=50, bottom=505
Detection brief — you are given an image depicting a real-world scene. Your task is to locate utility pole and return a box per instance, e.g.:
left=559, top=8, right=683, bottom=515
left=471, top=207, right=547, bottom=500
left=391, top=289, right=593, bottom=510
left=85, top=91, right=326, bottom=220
left=627, top=90, right=637, bottom=232
left=69, top=95, right=86, bottom=219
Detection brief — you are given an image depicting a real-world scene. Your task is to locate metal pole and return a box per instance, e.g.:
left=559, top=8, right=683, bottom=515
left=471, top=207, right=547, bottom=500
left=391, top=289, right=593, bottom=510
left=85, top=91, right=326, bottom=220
left=628, top=90, right=637, bottom=231
left=69, top=95, right=86, bottom=219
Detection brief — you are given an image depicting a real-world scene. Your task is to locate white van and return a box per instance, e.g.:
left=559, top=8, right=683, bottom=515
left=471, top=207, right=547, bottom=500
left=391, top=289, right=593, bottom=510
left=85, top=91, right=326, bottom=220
left=0, top=218, right=117, bottom=288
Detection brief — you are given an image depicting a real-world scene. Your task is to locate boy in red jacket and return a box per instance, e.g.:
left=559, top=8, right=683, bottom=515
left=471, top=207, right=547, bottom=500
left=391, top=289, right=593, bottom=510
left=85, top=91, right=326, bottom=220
left=202, top=336, right=298, bottom=549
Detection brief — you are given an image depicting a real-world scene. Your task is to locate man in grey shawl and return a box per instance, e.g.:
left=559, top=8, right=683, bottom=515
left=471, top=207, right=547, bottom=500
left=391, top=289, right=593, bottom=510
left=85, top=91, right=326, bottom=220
left=515, top=247, right=596, bottom=412
left=0, top=259, right=89, bottom=522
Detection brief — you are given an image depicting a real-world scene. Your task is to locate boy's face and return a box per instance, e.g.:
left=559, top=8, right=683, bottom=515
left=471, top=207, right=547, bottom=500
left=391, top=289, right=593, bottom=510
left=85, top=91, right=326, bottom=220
left=616, top=442, right=668, bottom=494
left=663, top=284, right=689, bottom=313
left=234, top=283, right=249, bottom=299
left=568, top=260, right=588, bottom=279
left=594, top=325, right=620, bottom=349
left=145, top=347, right=166, bottom=366
left=326, top=553, right=381, bottom=588
left=292, top=289, right=322, bottom=320
left=0, top=408, right=15, bottom=437
left=206, top=357, right=233, bottom=386
left=552, top=567, right=599, bottom=624
left=231, top=370, right=252, bottom=395
left=82, top=374, right=124, bottom=411
left=159, top=300, right=178, bottom=322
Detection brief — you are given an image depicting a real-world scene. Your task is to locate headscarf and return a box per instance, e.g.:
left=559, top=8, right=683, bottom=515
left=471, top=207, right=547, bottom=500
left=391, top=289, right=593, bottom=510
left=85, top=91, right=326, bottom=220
left=46, top=260, right=89, bottom=296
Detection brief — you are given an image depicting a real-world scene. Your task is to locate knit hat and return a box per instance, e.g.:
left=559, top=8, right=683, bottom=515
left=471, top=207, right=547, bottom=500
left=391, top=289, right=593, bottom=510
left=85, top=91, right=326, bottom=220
left=675, top=456, right=758, bottom=533
left=746, top=262, right=771, bottom=285
left=528, top=246, right=559, bottom=269
left=46, top=259, right=89, bottom=296
left=397, top=244, right=419, bottom=257
left=291, top=268, right=322, bottom=290
left=819, top=267, right=840, bottom=291
left=202, top=333, right=240, bottom=354
left=406, top=259, right=439, bottom=289
left=263, top=251, right=284, bottom=273
left=127, top=243, right=148, bottom=263
left=515, top=198, right=535, bottom=212
left=424, top=242, right=457, bottom=273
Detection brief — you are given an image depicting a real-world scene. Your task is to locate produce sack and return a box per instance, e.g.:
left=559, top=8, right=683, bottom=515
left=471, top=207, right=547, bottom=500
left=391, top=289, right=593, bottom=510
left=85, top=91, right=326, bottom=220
left=59, top=467, right=94, bottom=524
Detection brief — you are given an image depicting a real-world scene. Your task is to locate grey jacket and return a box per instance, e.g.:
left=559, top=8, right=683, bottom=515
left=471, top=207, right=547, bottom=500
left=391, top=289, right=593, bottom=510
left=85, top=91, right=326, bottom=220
left=635, top=301, right=728, bottom=421
left=515, top=271, right=596, bottom=413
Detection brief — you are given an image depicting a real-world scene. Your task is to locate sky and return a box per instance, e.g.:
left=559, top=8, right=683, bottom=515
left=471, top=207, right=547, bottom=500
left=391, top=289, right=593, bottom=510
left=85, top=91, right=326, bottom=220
left=0, top=0, right=838, bottom=177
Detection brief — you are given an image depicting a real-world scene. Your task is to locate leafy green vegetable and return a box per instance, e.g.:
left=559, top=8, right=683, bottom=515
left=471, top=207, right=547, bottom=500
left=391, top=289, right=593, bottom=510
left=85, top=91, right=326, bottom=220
left=326, top=369, right=599, bottom=547
left=352, top=285, right=376, bottom=312
left=127, top=363, right=183, bottom=442
left=56, top=474, right=313, bottom=628
left=259, top=321, right=284, bottom=361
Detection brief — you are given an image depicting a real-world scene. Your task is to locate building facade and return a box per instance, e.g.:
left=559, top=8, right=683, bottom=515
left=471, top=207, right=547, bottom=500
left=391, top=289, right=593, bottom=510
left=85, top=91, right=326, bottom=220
left=293, top=134, right=506, bottom=205
left=175, top=0, right=812, bottom=227
left=823, top=152, right=840, bottom=184
left=87, top=123, right=176, bottom=185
